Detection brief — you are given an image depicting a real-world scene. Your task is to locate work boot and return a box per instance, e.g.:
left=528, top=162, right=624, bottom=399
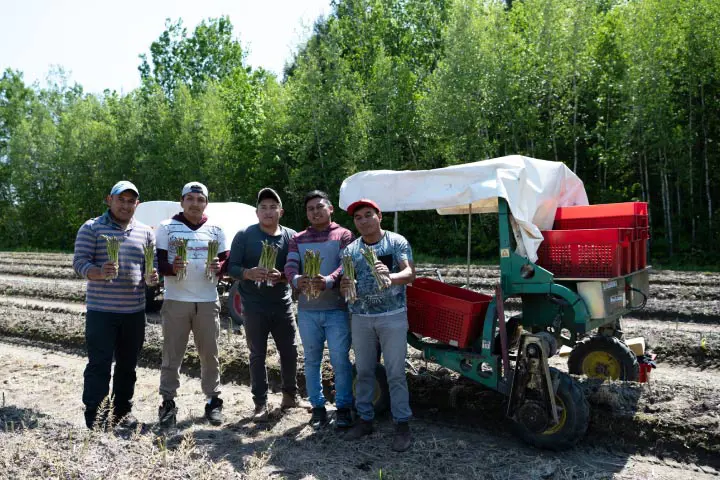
left=158, top=399, right=178, bottom=428
left=252, top=403, right=270, bottom=423
left=205, top=397, right=224, bottom=426
left=391, top=422, right=412, bottom=452
left=114, top=412, right=140, bottom=430
left=335, top=407, right=353, bottom=429
left=309, top=407, right=327, bottom=429
left=344, top=418, right=373, bottom=440
left=281, top=392, right=311, bottom=411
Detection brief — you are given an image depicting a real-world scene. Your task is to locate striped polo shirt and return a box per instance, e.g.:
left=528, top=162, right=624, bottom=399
left=73, top=210, right=155, bottom=313
left=284, top=222, right=354, bottom=311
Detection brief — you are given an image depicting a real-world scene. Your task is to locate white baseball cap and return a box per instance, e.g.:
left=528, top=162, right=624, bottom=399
left=181, top=181, right=209, bottom=199
left=110, top=180, right=139, bottom=196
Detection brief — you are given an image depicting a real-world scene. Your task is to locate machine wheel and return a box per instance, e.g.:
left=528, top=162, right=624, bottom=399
left=513, top=369, right=590, bottom=451
left=568, top=335, right=639, bottom=381
left=352, top=363, right=390, bottom=414
left=228, top=281, right=244, bottom=327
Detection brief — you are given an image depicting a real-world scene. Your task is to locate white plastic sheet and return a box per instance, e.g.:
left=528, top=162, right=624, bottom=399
left=134, top=201, right=257, bottom=243
left=338, top=155, right=588, bottom=261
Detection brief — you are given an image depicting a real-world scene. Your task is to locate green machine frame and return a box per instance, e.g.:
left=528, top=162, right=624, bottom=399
left=407, top=197, right=648, bottom=394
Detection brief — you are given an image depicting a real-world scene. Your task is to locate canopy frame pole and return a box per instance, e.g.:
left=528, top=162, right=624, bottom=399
left=467, top=203, right=472, bottom=287
left=394, top=211, right=399, bottom=232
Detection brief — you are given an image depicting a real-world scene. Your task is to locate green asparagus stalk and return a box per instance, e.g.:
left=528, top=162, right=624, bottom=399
left=175, top=238, right=189, bottom=281
left=100, top=234, right=120, bottom=281
left=205, top=239, right=219, bottom=281
left=143, top=238, right=155, bottom=285
left=258, top=240, right=279, bottom=287
left=303, top=249, right=323, bottom=300
left=360, top=246, right=386, bottom=290
left=342, top=254, right=356, bottom=303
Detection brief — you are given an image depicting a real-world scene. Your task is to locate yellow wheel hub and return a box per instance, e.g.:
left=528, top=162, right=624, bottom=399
left=543, top=394, right=567, bottom=435
left=582, top=351, right=621, bottom=379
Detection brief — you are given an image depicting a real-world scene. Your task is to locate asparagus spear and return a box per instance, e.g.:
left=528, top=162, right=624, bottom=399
left=360, top=246, right=386, bottom=290
left=205, top=239, right=219, bottom=281
left=175, top=238, right=189, bottom=281
left=342, top=254, right=356, bottom=303
left=143, top=238, right=155, bottom=285
left=100, top=234, right=120, bottom=282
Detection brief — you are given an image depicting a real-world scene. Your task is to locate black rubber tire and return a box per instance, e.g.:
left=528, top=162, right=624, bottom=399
left=227, top=281, right=244, bottom=327
left=513, top=369, right=590, bottom=451
left=352, top=363, right=391, bottom=414
left=568, top=335, right=640, bottom=381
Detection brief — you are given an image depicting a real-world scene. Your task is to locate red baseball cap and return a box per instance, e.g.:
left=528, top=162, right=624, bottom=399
left=347, top=198, right=381, bottom=216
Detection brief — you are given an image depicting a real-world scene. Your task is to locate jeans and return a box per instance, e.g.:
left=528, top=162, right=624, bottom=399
left=351, top=310, right=411, bottom=422
left=297, top=309, right=353, bottom=409
left=243, top=309, right=298, bottom=405
left=159, top=299, right=221, bottom=400
left=83, top=309, right=146, bottom=414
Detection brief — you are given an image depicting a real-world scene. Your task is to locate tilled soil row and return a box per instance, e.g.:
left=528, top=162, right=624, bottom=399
left=0, top=264, right=79, bottom=279
left=0, top=275, right=86, bottom=302
left=1, top=303, right=718, bottom=463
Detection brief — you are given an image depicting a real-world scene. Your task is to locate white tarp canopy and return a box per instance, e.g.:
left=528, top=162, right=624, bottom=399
left=135, top=201, right=257, bottom=243
left=339, top=155, right=589, bottom=262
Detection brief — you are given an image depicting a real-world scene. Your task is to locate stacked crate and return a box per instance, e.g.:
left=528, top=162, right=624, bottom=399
left=536, top=202, right=649, bottom=278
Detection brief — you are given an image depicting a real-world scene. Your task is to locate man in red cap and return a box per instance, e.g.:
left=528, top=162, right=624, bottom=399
left=340, top=198, right=415, bottom=452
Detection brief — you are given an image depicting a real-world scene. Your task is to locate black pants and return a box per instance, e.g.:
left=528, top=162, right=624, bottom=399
left=243, top=309, right=298, bottom=405
left=83, top=310, right=146, bottom=416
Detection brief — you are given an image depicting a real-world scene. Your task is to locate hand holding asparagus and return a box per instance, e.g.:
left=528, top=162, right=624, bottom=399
left=205, top=239, right=220, bottom=281
left=100, top=234, right=120, bottom=281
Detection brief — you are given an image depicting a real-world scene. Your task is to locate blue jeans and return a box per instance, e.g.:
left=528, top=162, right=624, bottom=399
left=351, top=310, right=411, bottom=422
left=297, top=309, right=353, bottom=409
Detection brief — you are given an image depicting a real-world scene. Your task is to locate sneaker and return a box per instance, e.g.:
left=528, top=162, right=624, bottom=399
left=281, top=392, right=311, bottom=411
left=84, top=407, right=102, bottom=430
left=391, top=422, right=412, bottom=452
left=344, top=418, right=373, bottom=440
left=252, top=403, right=270, bottom=423
left=309, top=407, right=327, bottom=429
left=158, top=399, right=177, bottom=428
left=335, top=408, right=353, bottom=429
left=205, top=397, right=224, bottom=426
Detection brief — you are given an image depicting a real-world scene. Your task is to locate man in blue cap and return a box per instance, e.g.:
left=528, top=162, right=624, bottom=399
left=73, top=180, right=158, bottom=429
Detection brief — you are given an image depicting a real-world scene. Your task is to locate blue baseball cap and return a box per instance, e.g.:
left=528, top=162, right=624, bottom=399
left=109, top=180, right=139, bottom=197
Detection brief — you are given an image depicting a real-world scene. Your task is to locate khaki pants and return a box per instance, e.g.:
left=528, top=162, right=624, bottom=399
left=159, top=299, right=221, bottom=400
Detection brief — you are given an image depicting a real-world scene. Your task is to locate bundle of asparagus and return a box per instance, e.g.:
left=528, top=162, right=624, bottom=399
left=205, top=239, right=219, bottom=281
left=303, top=249, right=322, bottom=300
left=258, top=240, right=279, bottom=287
left=175, top=238, right=189, bottom=281
left=100, top=234, right=120, bottom=281
left=342, top=254, right=356, bottom=303
left=360, top=246, right=386, bottom=290
left=143, top=238, right=155, bottom=285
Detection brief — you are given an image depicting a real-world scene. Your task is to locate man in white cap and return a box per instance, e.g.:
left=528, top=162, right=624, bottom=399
left=155, top=181, right=229, bottom=427
left=73, top=180, right=158, bottom=430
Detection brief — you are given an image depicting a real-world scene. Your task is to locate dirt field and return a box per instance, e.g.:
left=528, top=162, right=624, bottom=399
left=1, top=252, right=719, bottom=479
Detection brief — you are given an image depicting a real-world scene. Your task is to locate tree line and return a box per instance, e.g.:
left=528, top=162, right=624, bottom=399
left=1, top=0, right=718, bottom=265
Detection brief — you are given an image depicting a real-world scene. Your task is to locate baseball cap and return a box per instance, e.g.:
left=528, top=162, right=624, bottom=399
left=347, top=198, right=381, bottom=216
left=110, top=180, right=139, bottom=197
left=257, top=187, right=282, bottom=206
left=181, top=181, right=209, bottom=198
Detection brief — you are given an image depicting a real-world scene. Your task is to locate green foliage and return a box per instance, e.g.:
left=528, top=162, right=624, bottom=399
left=1, top=1, right=720, bottom=266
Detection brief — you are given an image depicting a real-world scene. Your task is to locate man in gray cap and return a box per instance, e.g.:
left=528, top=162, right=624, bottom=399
left=73, top=180, right=158, bottom=429
left=155, top=181, right=230, bottom=427
left=228, top=187, right=307, bottom=421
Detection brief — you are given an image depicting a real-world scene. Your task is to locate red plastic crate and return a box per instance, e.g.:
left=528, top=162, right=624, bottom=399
left=631, top=228, right=650, bottom=271
left=554, top=202, right=648, bottom=230
left=537, top=228, right=633, bottom=278
left=407, top=277, right=492, bottom=348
